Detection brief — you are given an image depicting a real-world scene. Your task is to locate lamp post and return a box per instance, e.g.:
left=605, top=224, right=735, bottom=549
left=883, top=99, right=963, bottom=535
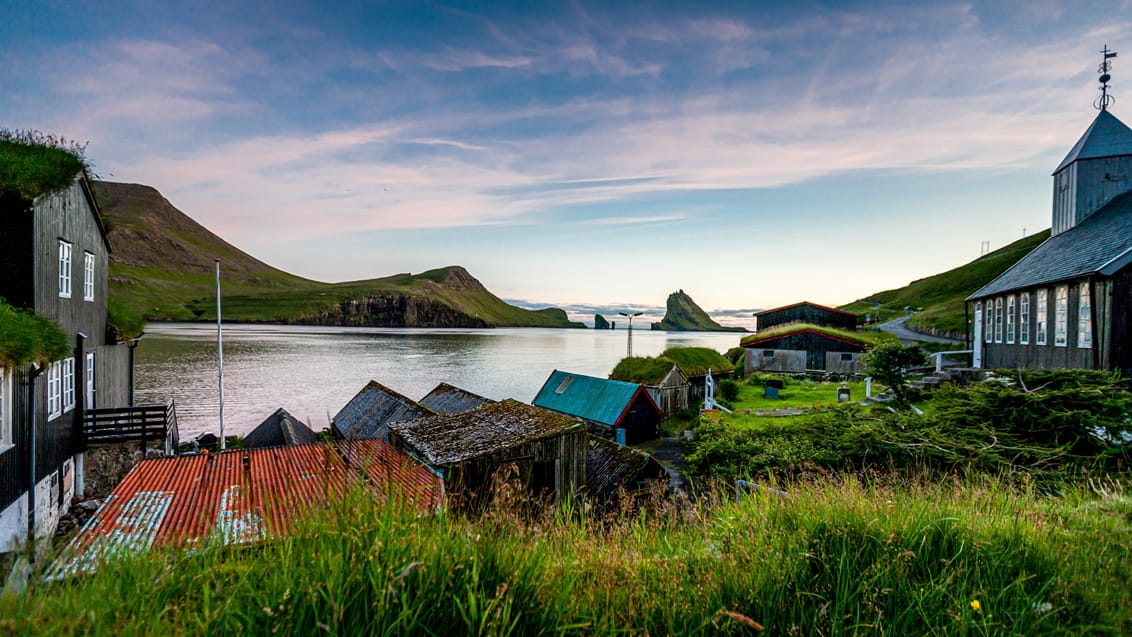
left=618, top=311, right=643, bottom=357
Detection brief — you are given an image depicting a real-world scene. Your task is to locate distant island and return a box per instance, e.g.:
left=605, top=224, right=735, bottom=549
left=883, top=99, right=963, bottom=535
left=95, top=182, right=583, bottom=329
left=651, top=290, right=747, bottom=332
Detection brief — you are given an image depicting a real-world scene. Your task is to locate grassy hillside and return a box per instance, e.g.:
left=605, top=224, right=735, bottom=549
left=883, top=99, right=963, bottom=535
left=651, top=290, right=746, bottom=332
left=841, top=231, right=1050, bottom=334
left=95, top=182, right=581, bottom=328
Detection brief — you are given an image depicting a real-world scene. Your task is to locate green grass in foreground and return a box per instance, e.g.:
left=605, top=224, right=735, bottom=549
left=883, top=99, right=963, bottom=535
left=4, top=477, right=1130, bottom=635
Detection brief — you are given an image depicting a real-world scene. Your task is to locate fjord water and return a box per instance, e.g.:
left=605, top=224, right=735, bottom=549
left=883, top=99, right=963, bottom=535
left=136, top=323, right=744, bottom=439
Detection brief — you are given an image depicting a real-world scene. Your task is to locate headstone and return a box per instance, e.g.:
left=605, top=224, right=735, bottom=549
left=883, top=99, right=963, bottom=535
left=837, top=386, right=851, bottom=402
left=764, top=387, right=780, bottom=399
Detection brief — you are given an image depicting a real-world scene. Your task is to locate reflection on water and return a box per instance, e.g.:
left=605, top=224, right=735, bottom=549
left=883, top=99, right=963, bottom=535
left=136, top=323, right=744, bottom=439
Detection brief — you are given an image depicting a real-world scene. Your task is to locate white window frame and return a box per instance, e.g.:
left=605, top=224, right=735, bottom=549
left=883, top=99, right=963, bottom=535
left=62, top=357, right=75, bottom=413
left=1036, top=289, right=1048, bottom=346
left=86, top=352, right=95, bottom=408
left=1078, top=283, right=1092, bottom=349
left=1019, top=293, right=1030, bottom=345
left=58, top=240, right=72, bottom=298
left=83, top=252, right=95, bottom=301
left=983, top=302, right=992, bottom=344
left=994, top=298, right=1003, bottom=343
left=47, top=363, right=62, bottom=420
left=1005, top=295, right=1016, bottom=344
left=0, top=369, right=11, bottom=454
left=1054, top=285, right=1068, bottom=347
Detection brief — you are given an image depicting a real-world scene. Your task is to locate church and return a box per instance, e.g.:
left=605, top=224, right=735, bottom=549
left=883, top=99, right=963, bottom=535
left=967, top=48, right=1132, bottom=378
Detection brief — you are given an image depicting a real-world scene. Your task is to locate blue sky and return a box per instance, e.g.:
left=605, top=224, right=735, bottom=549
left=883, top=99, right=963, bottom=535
left=3, top=1, right=1130, bottom=320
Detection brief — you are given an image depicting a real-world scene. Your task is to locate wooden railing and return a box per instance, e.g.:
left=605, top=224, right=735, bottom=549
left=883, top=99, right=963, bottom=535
left=84, top=401, right=180, bottom=455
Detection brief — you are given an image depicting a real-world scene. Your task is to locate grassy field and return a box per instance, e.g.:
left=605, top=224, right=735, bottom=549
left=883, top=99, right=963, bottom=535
left=3, top=476, right=1129, bottom=635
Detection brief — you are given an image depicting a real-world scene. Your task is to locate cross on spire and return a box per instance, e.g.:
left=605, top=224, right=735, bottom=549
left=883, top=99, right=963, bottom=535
left=1097, top=45, right=1117, bottom=111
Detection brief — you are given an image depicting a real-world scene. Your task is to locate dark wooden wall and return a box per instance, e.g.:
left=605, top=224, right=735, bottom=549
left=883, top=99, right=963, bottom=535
left=756, top=304, right=857, bottom=331
left=1110, top=269, right=1132, bottom=381
left=981, top=280, right=1100, bottom=371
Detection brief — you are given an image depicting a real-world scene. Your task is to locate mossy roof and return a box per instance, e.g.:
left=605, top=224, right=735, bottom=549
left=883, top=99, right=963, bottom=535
left=660, top=347, right=734, bottom=377
left=740, top=323, right=882, bottom=348
left=609, top=357, right=679, bottom=384
left=0, top=300, right=69, bottom=369
left=0, top=139, right=86, bottom=201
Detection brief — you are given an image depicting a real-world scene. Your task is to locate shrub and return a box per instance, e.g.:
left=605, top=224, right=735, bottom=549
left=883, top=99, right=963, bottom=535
left=718, top=379, right=739, bottom=402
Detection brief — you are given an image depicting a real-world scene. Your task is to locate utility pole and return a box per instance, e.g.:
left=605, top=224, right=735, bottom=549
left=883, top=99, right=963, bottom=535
left=618, top=311, right=643, bottom=357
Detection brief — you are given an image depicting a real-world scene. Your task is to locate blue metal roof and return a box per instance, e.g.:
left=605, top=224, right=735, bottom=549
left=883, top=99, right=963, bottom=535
left=1054, top=109, right=1132, bottom=173
left=532, top=370, right=653, bottom=427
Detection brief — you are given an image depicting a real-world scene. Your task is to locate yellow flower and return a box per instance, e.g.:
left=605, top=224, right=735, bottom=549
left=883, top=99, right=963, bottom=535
left=970, top=599, right=982, bottom=612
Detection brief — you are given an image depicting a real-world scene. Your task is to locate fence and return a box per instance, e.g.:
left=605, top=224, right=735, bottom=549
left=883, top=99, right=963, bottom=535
left=84, top=401, right=180, bottom=455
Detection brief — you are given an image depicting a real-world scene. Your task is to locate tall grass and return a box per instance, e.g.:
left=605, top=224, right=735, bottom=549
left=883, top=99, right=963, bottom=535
left=4, top=475, right=1129, bottom=635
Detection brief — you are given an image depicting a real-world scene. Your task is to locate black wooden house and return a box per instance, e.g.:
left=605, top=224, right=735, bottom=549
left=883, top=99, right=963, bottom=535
left=967, top=108, right=1132, bottom=378
left=754, top=302, right=859, bottom=332
left=1, top=173, right=135, bottom=553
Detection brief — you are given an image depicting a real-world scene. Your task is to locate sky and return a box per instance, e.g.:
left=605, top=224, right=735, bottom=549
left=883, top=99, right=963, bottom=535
left=3, top=1, right=1131, bottom=321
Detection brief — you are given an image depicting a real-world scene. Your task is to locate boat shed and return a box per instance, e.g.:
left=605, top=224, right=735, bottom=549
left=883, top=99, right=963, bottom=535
left=242, top=408, right=317, bottom=449
left=332, top=380, right=435, bottom=442
left=661, top=347, right=735, bottom=403
left=754, top=302, right=859, bottom=332
left=386, top=400, right=586, bottom=506
left=48, top=441, right=443, bottom=578
left=742, top=327, right=870, bottom=374
left=532, top=370, right=662, bottom=445
left=584, top=436, right=668, bottom=503
left=610, top=358, right=690, bottom=416
left=419, top=382, right=494, bottom=414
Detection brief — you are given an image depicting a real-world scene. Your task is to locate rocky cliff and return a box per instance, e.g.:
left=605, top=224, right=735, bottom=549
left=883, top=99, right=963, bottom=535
left=650, top=290, right=746, bottom=332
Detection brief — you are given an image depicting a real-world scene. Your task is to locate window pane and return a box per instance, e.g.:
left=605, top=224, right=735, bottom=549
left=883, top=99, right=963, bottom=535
left=1055, top=286, right=1068, bottom=346
left=1078, top=284, right=1092, bottom=349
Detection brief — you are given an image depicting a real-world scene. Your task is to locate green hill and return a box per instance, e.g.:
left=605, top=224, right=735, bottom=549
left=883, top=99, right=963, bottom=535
left=650, top=290, right=746, bottom=332
left=841, top=231, right=1050, bottom=335
left=95, top=181, right=582, bottom=328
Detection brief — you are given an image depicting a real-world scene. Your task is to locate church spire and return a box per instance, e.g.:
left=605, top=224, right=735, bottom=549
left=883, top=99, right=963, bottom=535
left=1097, top=45, right=1117, bottom=111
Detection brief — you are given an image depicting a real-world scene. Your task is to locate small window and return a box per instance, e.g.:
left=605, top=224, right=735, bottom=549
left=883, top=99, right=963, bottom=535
left=1054, top=285, right=1068, bottom=347
left=1036, top=289, right=1048, bottom=345
left=47, top=363, right=62, bottom=420
left=763, top=350, right=775, bottom=358
left=994, top=298, right=1003, bottom=343
left=86, top=352, right=95, bottom=408
left=0, top=370, right=11, bottom=453
left=1078, top=283, right=1092, bottom=349
left=840, top=353, right=853, bottom=362
left=1005, top=295, right=1016, bottom=344
left=83, top=252, right=95, bottom=301
left=554, top=376, right=574, bottom=394
left=58, top=240, right=72, bottom=298
left=63, top=357, right=75, bottom=413
left=1019, top=294, right=1030, bottom=345
left=983, top=302, right=992, bottom=344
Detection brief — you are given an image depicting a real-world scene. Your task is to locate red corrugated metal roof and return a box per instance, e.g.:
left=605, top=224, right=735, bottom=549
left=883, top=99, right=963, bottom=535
left=50, top=441, right=442, bottom=578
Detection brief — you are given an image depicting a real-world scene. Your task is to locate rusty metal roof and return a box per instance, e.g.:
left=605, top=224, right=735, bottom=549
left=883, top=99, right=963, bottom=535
left=388, top=399, right=584, bottom=467
left=49, top=441, right=442, bottom=578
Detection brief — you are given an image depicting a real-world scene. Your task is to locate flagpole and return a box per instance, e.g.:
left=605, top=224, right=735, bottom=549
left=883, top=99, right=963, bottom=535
left=216, top=259, right=225, bottom=450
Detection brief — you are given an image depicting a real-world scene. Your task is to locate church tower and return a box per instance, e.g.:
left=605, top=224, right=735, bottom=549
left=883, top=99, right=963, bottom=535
left=1051, top=46, right=1132, bottom=235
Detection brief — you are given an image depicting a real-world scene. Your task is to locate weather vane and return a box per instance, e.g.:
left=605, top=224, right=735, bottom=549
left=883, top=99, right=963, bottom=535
left=1096, top=45, right=1117, bottom=111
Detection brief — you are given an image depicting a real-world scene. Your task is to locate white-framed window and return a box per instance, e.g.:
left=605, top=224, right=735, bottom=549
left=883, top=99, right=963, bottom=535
left=983, top=302, right=992, bottom=344
left=1054, top=285, right=1068, bottom=347
left=86, top=352, right=95, bottom=408
left=58, top=240, right=72, bottom=298
left=47, top=363, right=62, bottom=420
left=994, top=298, right=1003, bottom=343
left=83, top=252, right=95, bottom=301
left=1036, top=289, right=1048, bottom=345
left=62, top=357, right=75, bottom=413
left=1006, top=295, right=1016, bottom=344
left=1019, top=293, right=1030, bottom=345
left=0, top=369, right=11, bottom=453
left=1078, top=283, right=1092, bottom=349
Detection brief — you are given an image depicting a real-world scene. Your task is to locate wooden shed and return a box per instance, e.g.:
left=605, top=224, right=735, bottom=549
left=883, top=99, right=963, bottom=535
left=662, top=347, right=735, bottom=403
left=583, top=435, right=668, bottom=503
left=533, top=371, right=662, bottom=445
left=387, top=400, right=586, bottom=507
left=741, top=327, right=869, bottom=374
left=242, top=408, right=317, bottom=449
left=609, top=357, right=690, bottom=416
left=754, top=302, right=859, bottom=332
left=331, top=380, right=434, bottom=442
left=418, top=382, right=494, bottom=414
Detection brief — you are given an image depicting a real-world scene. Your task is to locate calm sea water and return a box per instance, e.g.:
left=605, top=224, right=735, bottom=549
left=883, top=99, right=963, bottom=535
left=135, top=323, right=745, bottom=439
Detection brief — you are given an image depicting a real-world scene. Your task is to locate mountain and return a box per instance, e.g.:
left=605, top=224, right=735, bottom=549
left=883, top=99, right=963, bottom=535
left=841, top=231, right=1050, bottom=336
left=94, top=181, right=582, bottom=328
left=650, top=290, right=747, bottom=332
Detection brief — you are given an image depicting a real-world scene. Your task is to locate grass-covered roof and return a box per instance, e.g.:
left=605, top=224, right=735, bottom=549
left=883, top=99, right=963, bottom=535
left=0, top=130, right=89, bottom=201
left=662, top=347, right=734, bottom=377
left=0, top=300, right=69, bottom=369
left=740, top=323, right=892, bottom=348
left=610, top=356, right=678, bottom=384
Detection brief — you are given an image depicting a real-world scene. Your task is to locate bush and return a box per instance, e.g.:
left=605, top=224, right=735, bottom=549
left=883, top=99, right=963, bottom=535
left=718, top=379, right=739, bottom=402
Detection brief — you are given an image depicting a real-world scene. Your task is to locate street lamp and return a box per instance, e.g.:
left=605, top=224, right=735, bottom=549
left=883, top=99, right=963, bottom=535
left=619, top=311, right=643, bottom=357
